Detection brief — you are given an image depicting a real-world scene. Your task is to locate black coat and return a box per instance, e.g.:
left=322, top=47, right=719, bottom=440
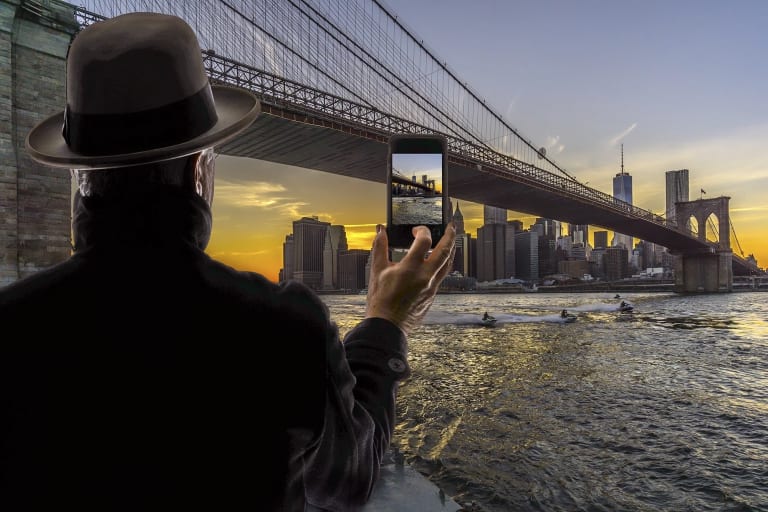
left=0, top=185, right=409, bottom=512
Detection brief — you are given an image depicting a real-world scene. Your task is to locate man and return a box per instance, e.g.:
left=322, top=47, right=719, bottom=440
left=0, top=12, right=455, bottom=512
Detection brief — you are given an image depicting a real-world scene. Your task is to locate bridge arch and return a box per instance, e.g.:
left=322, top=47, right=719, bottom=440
left=675, top=197, right=730, bottom=250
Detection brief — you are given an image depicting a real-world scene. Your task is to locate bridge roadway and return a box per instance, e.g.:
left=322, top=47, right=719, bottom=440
left=219, top=89, right=759, bottom=276
left=214, top=72, right=721, bottom=258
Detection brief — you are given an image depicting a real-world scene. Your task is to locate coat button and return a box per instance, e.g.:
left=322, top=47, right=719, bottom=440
left=388, top=358, right=406, bottom=373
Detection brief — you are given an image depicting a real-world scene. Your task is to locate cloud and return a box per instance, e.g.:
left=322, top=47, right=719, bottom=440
left=545, top=135, right=565, bottom=154
left=214, top=180, right=311, bottom=219
left=609, top=123, right=638, bottom=146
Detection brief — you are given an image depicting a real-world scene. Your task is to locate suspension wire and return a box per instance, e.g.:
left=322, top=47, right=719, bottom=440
left=730, top=218, right=745, bottom=255
left=293, top=0, right=472, bottom=144
left=219, top=0, right=372, bottom=107
left=370, top=0, right=577, bottom=182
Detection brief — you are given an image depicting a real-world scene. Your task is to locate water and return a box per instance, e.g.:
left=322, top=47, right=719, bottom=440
left=321, top=292, right=768, bottom=512
left=392, top=196, right=443, bottom=224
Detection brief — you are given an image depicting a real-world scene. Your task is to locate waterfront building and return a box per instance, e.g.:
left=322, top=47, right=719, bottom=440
left=604, top=246, right=630, bottom=281
left=322, top=225, right=348, bottom=290
left=453, top=233, right=472, bottom=277
left=514, top=230, right=539, bottom=281
left=338, top=249, right=370, bottom=291
left=569, top=223, right=589, bottom=245
left=477, top=223, right=507, bottom=282
left=452, top=200, right=465, bottom=235
left=281, top=234, right=295, bottom=282
left=589, top=246, right=606, bottom=279
left=451, top=202, right=473, bottom=276
left=531, top=218, right=560, bottom=274
left=505, top=221, right=518, bottom=279
left=570, top=242, right=587, bottom=262
left=594, top=230, right=609, bottom=249
left=291, top=216, right=330, bottom=289
left=559, top=258, right=590, bottom=280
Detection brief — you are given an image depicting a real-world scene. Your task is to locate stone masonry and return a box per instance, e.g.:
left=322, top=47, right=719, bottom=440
left=0, top=0, right=78, bottom=285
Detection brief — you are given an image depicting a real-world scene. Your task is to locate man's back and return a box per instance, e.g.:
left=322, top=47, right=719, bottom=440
left=0, top=243, right=326, bottom=510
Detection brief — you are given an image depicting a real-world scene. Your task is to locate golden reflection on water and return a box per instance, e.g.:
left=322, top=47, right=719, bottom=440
left=321, top=292, right=768, bottom=511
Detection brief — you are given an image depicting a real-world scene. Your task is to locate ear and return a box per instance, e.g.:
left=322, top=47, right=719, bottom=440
left=193, top=148, right=216, bottom=206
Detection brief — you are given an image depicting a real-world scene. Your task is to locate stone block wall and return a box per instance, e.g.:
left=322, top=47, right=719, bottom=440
left=0, top=0, right=78, bottom=285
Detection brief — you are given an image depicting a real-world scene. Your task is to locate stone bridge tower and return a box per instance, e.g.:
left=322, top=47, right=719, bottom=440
left=0, top=0, right=78, bottom=285
left=673, top=196, right=732, bottom=293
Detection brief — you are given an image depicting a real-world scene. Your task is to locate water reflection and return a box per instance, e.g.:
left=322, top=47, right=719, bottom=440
left=322, top=292, right=768, bottom=511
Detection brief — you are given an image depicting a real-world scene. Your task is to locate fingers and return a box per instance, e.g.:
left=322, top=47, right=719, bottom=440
left=428, top=225, right=456, bottom=286
left=370, top=224, right=390, bottom=274
left=403, top=226, right=432, bottom=263
left=428, top=222, right=456, bottom=268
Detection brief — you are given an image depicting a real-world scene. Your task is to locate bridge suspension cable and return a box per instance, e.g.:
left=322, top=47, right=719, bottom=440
left=76, top=0, right=577, bottom=182
left=730, top=218, right=745, bottom=256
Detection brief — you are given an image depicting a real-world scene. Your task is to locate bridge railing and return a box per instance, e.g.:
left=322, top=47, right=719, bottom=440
left=202, top=51, right=691, bottom=238
left=73, top=4, right=697, bottom=243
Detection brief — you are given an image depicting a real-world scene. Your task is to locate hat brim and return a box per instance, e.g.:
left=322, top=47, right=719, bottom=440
left=25, top=86, right=261, bottom=169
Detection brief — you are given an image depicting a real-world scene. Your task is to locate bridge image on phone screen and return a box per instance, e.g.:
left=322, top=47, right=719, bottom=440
left=390, top=151, right=444, bottom=248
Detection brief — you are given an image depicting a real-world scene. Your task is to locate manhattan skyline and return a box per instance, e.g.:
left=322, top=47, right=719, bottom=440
left=206, top=0, right=767, bottom=282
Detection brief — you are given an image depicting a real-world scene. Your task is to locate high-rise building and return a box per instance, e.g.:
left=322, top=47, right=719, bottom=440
left=514, top=230, right=539, bottom=281
left=292, top=216, right=330, bottom=290
left=604, top=246, right=629, bottom=281
left=483, top=205, right=507, bottom=225
left=322, top=225, right=348, bottom=290
left=453, top=233, right=472, bottom=276
left=452, top=201, right=465, bottom=235
left=612, top=144, right=633, bottom=258
left=569, top=223, right=589, bottom=245
left=476, top=223, right=507, bottom=282
left=594, top=231, right=608, bottom=249
left=665, top=169, right=689, bottom=226
left=338, top=249, right=370, bottom=291
left=504, top=221, right=517, bottom=279
left=281, top=233, right=295, bottom=282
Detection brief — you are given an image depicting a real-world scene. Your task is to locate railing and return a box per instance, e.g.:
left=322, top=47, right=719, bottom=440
left=73, top=4, right=700, bottom=243
left=202, top=50, right=688, bottom=235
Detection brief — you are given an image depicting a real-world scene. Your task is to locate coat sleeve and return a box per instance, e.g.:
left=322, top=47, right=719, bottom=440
left=304, top=317, right=410, bottom=512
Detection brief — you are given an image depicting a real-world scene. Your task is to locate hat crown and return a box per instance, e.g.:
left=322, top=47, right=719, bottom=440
left=67, top=12, right=208, bottom=115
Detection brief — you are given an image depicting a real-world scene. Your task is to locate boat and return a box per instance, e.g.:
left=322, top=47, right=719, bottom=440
left=481, top=314, right=497, bottom=326
left=618, top=303, right=634, bottom=313
left=562, top=314, right=577, bottom=323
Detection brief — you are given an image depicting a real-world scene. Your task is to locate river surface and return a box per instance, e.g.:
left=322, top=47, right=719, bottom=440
left=321, top=292, right=768, bottom=512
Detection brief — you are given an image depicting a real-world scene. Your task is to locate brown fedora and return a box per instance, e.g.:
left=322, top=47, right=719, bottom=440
left=26, top=12, right=260, bottom=169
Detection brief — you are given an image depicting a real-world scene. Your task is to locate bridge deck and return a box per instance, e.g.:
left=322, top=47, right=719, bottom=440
left=220, top=111, right=718, bottom=255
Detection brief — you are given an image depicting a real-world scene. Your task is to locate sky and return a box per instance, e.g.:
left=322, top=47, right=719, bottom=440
left=206, top=0, right=768, bottom=282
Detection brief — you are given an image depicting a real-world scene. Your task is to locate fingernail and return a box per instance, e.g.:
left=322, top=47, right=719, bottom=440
left=376, top=224, right=382, bottom=234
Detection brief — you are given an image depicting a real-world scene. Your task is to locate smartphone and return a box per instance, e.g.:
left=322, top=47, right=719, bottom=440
left=387, top=134, right=449, bottom=251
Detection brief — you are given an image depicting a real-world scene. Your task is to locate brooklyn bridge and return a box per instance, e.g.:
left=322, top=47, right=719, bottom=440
left=1, top=0, right=764, bottom=293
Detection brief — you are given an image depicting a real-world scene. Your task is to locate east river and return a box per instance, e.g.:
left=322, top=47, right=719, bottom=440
left=321, top=291, right=768, bottom=512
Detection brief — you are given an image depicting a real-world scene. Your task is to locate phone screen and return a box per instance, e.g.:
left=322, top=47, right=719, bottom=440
left=387, top=135, right=448, bottom=250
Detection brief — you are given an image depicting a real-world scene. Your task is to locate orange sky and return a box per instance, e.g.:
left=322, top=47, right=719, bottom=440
left=206, top=155, right=767, bottom=283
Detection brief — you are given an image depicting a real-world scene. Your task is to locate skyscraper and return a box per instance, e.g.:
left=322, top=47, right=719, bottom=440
left=593, top=230, right=609, bottom=249
left=612, top=144, right=633, bottom=258
left=322, top=224, right=348, bottom=290
left=483, top=205, right=507, bottom=225
left=665, top=169, right=689, bottom=226
left=569, top=224, right=589, bottom=245
left=292, top=216, right=330, bottom=290
left=514, top=230, right=539, bottom=281
left=452, top=201, right=465, bottom=235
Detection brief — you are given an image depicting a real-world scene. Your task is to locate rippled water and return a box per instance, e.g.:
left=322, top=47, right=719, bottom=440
left=322, top=292, right=768, bottom=512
